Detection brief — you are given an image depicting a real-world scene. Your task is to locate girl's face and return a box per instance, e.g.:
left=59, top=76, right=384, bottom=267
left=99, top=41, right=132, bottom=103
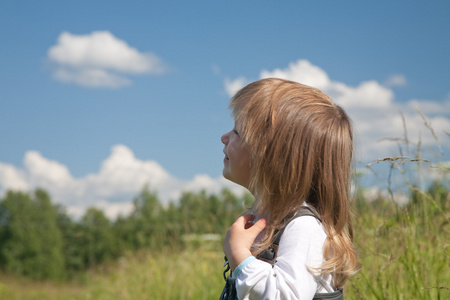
left=221, top=126, right=251, bottom=188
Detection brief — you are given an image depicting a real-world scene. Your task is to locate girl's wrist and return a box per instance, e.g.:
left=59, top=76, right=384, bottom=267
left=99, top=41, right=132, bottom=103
left=230, top=249, right=252, bottom=271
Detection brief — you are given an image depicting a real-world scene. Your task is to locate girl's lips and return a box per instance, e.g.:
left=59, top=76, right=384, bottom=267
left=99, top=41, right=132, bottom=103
left=223, top=151, right=229, bottom=160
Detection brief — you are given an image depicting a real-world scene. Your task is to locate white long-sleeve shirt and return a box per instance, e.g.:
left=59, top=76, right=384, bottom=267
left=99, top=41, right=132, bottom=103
left=232, top=214, right=335, bottom=300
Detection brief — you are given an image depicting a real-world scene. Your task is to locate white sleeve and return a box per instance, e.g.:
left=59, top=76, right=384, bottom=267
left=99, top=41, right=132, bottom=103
left=234, top=216, right=333, bottom=300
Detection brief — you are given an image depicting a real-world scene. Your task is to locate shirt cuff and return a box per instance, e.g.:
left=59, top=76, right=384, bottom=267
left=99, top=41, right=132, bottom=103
left=233, top=256, right=256, bottom=278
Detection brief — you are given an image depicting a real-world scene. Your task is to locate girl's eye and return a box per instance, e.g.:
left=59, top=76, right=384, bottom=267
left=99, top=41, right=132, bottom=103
left=233, top=129, right=239, bottom=136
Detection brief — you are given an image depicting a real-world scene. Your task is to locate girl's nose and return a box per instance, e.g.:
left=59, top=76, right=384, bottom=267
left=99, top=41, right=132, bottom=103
left=221, top=132, right=229, bottom=145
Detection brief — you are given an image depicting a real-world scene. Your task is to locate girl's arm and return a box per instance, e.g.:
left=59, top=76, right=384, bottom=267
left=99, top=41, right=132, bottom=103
left=232, top=216, right=331, bottom=300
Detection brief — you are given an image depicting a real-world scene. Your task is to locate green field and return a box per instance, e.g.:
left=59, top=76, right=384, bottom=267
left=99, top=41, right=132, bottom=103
left=1, top=184, right=449, bottom=300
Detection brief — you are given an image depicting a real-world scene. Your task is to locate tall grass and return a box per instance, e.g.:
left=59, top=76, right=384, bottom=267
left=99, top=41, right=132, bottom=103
left=1, top=187, right=448, bottom=299
left=347, top=190, right=449, bottom=299
left=347, top=111, right=450, bottom=299
left=0, top=243, right=225, bottom=300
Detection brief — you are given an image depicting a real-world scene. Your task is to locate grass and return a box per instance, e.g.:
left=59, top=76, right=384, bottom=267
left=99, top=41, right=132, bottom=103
left=347, top=202, right=450, bottom=299
left=0, top=243, right=225, bottom=300
left=1, top=192, right=448, bottom=300
left=85, top=245, right=225, bottom=300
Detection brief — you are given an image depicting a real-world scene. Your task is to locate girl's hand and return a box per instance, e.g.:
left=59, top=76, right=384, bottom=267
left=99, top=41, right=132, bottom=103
left=223, top=214, right=267, bottom=271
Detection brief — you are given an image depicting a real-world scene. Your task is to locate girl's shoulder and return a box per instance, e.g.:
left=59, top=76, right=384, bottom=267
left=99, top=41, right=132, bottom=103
left=284, top=205, right=323, bottom=230
left=281, top=208, right=326, bottom=244
left=284, top=213, right=324, bottom=234
left=276, top=207, right=328, bottom=268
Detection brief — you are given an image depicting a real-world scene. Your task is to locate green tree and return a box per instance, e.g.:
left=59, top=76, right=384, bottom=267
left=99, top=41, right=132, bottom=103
left=0, top=189, right=65, bottom=280
left=80, top=207, right=117, bottom=267
left=126, top=186, right=164, bottom=249
left=33, top=189, right=65, bottom=279
left=179, top=190, right=209, bottom=233
left=56, top=209, right=86, bottom=274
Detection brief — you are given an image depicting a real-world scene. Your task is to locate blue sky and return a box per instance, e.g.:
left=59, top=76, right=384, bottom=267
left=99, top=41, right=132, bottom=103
left=1, top=1, right=449, bottom=218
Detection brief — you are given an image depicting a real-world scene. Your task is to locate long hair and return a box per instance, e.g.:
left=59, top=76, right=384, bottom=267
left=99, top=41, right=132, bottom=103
left=230, top=78, right=360, bottom=288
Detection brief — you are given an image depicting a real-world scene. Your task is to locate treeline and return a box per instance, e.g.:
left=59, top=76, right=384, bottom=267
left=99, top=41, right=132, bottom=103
left=1, top=180, right=448, bottom=282
left=0, top=187, right=252, bottom=280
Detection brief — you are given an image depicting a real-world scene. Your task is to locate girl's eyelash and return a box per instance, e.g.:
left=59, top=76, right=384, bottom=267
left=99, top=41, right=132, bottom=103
left=233, top=129, right=239, bottom=135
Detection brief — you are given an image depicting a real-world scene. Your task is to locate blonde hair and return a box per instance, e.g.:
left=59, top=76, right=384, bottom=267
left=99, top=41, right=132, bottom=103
left=230, top=78, right=360, bottom=288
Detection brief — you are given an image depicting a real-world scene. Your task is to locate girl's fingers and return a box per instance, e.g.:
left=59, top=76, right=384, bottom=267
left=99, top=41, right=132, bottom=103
left=236, top=215, right=267, bottom=235
left=250, top=218, right=267, bottom=234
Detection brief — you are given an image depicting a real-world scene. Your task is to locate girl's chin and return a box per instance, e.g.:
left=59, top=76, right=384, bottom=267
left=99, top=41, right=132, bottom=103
left=222, top=169, right=229, bottom=179
left=222, top=172, right=235, bottom=184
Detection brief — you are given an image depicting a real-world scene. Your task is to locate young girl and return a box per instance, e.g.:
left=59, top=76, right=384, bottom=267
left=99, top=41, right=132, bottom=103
left=220, top=78, right=361, bottom=299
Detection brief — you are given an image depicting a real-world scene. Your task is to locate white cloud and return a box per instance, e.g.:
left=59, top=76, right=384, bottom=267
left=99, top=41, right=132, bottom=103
left=25, top=151, right=73, bottom=187
left=223, top=59, right=450, bottom=163
left=260, top=59, right=331, bottom=90
left=384, top=74, right=407, bottom=87
left=428, top=161, right=450, bottom=182
left=0, top=163, right=29, bottom=191
left=330, top=80, right=394, bottom=108
left=170, top=174, right=244, bottom=201
left=224, top=77, right=248, bottom=98
left=408, top=97, right=450, bottom=115
left=53, top=67, right=132, bottom=88
left=362, top=186, right=410, bottom=205
left=0, top=145, right=246, bottom=220
left=91, top=200, right=135, bottom=220
left=47, top=31, right=165, bottom=88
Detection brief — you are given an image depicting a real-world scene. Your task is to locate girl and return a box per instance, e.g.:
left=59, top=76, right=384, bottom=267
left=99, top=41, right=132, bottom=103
left=220, top=78, right=361, bottom=299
